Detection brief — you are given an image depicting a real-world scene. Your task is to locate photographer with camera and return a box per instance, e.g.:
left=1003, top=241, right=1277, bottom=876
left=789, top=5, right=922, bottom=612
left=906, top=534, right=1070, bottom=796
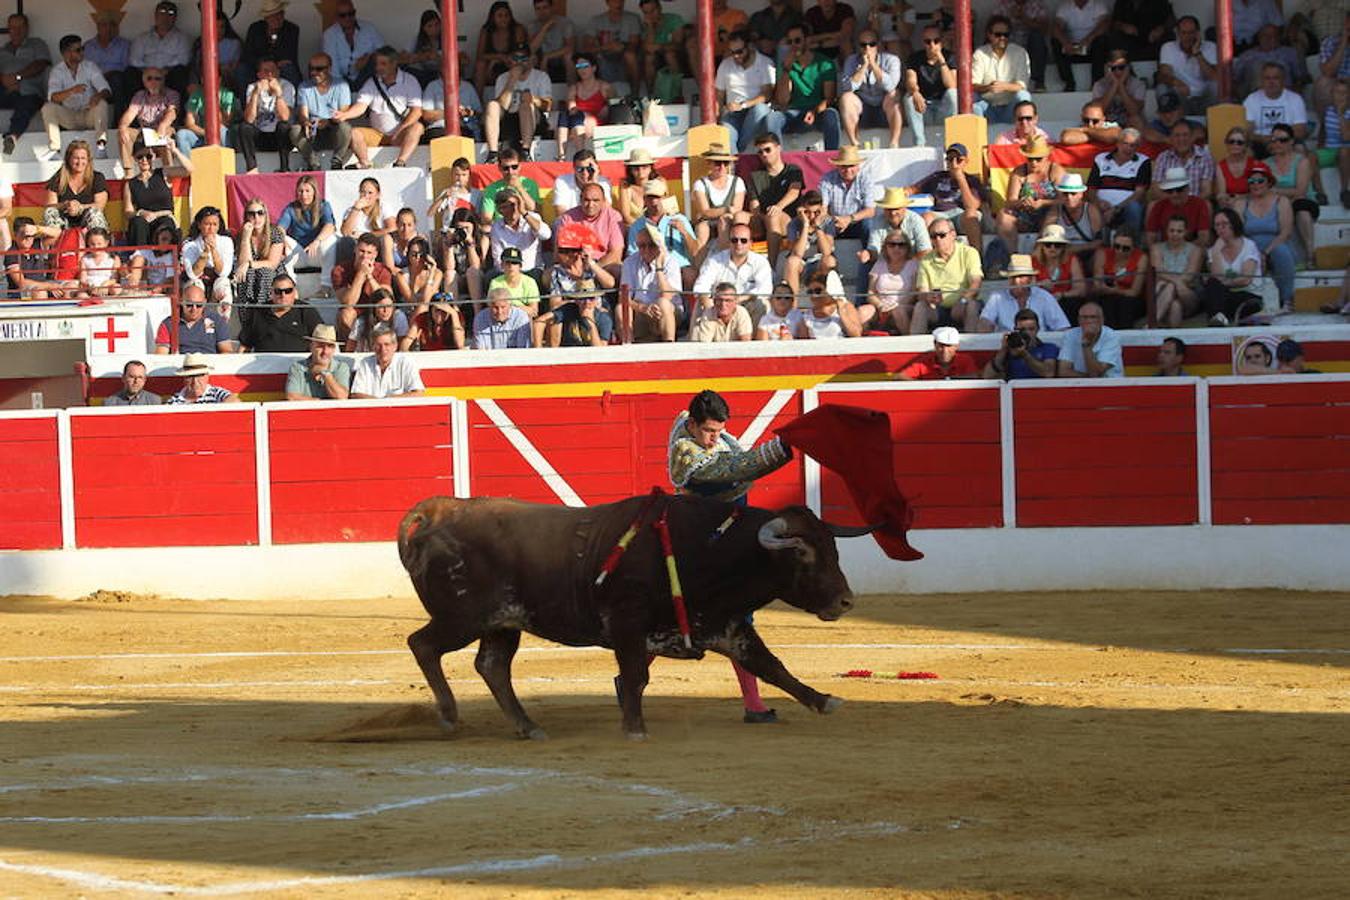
left=984, top=308, right=1059, bottom=380
left=438, top=208, right=486, bottom=314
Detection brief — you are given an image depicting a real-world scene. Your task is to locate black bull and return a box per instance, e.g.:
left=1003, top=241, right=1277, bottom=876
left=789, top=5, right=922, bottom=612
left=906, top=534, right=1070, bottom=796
left=397, top=493, right=867, bottom=740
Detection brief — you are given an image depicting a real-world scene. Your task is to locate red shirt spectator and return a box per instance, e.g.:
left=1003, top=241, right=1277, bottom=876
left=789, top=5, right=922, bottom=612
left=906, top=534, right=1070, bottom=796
left=331, top=258, right=393, bottom=296
left=897, top=351, right=978, bottom=380
left=1145, top=195, right=1211, bottom=242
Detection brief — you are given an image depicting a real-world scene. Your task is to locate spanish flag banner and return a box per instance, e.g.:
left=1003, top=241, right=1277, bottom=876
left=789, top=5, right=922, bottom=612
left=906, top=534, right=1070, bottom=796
left=470, top=158, right=686, bottom=223
left=985, top=142, right=1104, bottom=213
left=12, top=177, right=192, bottom=236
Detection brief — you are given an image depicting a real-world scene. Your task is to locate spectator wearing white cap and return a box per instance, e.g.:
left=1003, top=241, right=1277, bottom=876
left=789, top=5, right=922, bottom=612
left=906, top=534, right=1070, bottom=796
left=1044, top=172, right=1103, bottom=260
left=894, top=326, right=979, bottom=379
left=977, top=254, right=1070, bottom=333
left=1057, top=300, right=1123, bottom=377
left=285, top=324, right=351, bottom=401
left=167, top=353, right=240, bottom=404
left=1145, top=166, right=1212, bottom=247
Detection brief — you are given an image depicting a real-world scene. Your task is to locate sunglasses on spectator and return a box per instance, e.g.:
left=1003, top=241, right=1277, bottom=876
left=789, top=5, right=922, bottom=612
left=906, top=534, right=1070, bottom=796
left=183, top=302, right=205, bottom=309
left=1082, top=117, right=1102, bottom=125
left=885, top=241, right=908, bottom=248
left=728, top=236, right=750, bottom=244
left=1108, top=63, right=1127, bottom=71
left=990, top=30, right=1009, bottom=37
left=1016, top=115, right=1035, bottom=121
left=787, top=37, right=804, bottom=44
left=731, top=46, right=748, bottom=56
left=860, top=40, right=878, bottom=46
left=272, top=286, right=296, bottom=295
left=1225, top=137, right=1246, bottom=145
left=247, top=209, right=267, bottom=217
left=1112, top=243, right=1132, bottom=251
left=338, top=11, right=356, bottom=19
left=1247, top=175, right=1269, bottom=184
left=145, top=75, right=165, bottom=82
left=408, top=250, right=425, bottom=257
left=575, top=61, right=591, bottom=69
left=1270, top=135, right=1291, bottom=143
left=756, top=146, right=774, bottom=155
left=924, top=38, right=943, bottom=44
left=930, top=229, right=953, bottom=238
left=17, top=231, right=35, bottom=240
left=500, top=163, right=520, bottom=171
left=309, top=65, right=329, bottom=72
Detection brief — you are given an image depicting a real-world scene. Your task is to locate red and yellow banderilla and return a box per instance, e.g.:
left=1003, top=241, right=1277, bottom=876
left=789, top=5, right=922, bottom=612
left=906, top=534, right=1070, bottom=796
left=653, top=507, right=692, bottom=649
left=595, top=487, right=666, bottom=586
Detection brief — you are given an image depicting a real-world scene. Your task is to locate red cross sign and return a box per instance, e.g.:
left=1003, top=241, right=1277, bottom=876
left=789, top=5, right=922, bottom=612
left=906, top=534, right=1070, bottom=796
left=92, top=316, right=130, bottom=354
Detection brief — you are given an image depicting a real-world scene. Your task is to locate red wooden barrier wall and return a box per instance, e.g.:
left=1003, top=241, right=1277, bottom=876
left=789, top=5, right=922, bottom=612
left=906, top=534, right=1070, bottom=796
left=467, top=391, right=804, bottom=508
left=1014, top=385, right=1198, bottom=526
left=269, top=404, right=454, bottom=543
left=70, top=410, right=259, bottom=548
left=818, top=389, right=1004, bottom=529
left=0, top=415, right=62, bottom=550
left=1209, top=381, right=1350, bottom=525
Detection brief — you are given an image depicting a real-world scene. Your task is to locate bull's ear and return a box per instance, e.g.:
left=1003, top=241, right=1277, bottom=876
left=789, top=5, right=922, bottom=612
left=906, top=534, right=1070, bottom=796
left=825, top=521, right=882, bottom=539
left=758, top=517, right=807, bottom=552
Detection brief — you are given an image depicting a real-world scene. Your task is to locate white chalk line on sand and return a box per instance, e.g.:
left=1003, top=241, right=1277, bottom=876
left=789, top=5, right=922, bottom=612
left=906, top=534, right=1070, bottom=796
left=0, top=820, right=911, bottom=896
left=3, top=642, right=1347, bottom=664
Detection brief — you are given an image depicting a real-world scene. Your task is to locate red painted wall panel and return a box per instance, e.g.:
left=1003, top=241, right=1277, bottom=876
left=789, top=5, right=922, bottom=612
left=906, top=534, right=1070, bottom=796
left=70, top=410, right=259, bottom=548
left=1014, top=385, right=1198, bottom=527
left=269, top=404, right=453, bottom=544
left=818, top=389, right=1003, bottom=529
left=1209, top=382, right=1350, bottom=525
left=0, top=416, right=61, bottom=550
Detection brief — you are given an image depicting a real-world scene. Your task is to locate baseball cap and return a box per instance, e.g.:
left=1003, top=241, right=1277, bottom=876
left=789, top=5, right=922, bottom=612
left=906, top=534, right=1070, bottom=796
left=932, top=326, right=960, bottom=347
left=500, top=247, right=523, bottom=265
left=945, top=142, right=968, bottom=158
left=1157, top=92, right=1181, bottom=113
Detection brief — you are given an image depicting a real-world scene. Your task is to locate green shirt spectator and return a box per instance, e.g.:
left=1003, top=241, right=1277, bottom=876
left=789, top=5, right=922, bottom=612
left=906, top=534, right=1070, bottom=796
left=783, top=54, right=837, bottom=111
left=480, top=177, right=543, bottom=221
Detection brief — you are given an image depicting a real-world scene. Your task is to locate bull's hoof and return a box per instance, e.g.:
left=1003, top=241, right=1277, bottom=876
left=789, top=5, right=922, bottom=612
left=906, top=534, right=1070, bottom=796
left=523, top=726, right=549, bottom=741
left=435, top=714, right=458, bottom=733
left=819, top=695, right=844, bottom=715
left=625, top=730, right=649, bottom=742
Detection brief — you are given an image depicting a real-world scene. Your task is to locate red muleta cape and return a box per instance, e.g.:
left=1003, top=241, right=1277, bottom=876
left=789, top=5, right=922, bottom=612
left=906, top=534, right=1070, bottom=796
left=776, top=404, right=922, bottom=561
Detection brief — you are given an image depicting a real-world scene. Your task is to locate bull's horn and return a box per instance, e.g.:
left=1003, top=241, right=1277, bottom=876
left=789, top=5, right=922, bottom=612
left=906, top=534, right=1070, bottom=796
left=757, top=517, right=806, bottom=551
left=825, top=521, right=883, bottom=538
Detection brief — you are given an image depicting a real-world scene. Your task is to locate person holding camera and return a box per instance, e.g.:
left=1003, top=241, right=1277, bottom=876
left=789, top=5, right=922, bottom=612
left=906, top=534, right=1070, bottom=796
left=440, top=207, right=486, bottom=313
left=984, top=308, right=1059, bottom=380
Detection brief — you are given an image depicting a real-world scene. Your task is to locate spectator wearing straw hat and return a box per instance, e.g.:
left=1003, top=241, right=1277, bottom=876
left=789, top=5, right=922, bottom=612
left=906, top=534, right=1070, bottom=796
left=285, top=324, right=352, bottom=401
left=839, top=29, right=903, bottom=149
left=241, top=0, right=302, bottom=87
left=912, top=218, right=983, bottom=334
left=977, top=253, right=1070, bottom=332
left=996, top=135, right=1065, bottom=257
left=818, top=144, right=876, bottom=241
left=154, top=284, right=233, bottom=355
left=1031, top=222, right=1088, bottom=315
left=860, top=187, right=932, bottom=272
left=1145, top=165, right=1212, bottom=247
left=690, top=142, right=748, bottom=253
left=716, top=29, right=777, bottom=153
left=84, top=9, right=132, bottom=117
left=895, top=326, right=979, bottom=379
left=625, top=179, right=699, bottom=283
left=1044, top=172, right=1104, bottom=261
left=167, top=353, right=239, bottom=404
left=772, top=23, right=842, bottom=151
left=533, top=283, right=613, bottom=348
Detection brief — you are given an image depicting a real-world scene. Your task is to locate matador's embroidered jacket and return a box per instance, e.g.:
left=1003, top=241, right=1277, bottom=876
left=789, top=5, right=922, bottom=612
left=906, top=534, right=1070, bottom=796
left=667, top=410, right=793, bottom=503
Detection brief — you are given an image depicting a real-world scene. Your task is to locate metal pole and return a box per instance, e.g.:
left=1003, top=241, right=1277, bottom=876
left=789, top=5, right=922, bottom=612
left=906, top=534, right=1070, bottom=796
left=955, top=0, right=973, bottom=114
left=201, top=0, right=221, bottom=144
left=698, top=0, right=716, bottom=127
left=170, top=244, right=182, bottom=354
left=440, top=0, right=461, bottom=136
left=1215, top=0, right=1233, bottom=102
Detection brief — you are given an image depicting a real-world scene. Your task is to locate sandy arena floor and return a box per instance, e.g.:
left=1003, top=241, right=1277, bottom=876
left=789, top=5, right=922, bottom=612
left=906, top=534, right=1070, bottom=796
left=0, top=588, right=1347, bottom=898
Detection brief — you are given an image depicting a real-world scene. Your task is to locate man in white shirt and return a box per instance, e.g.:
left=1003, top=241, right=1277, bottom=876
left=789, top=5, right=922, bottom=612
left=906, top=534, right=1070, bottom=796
left=1156, top=16, right=1219, bottom=115
left=321, top=0, right=385, bottom=88
left=233, top=57, right=295, bottom=173
left=421, top=78, right=482, bottom=142
left=484, top=43, right=553, bottom=160
left=488, top=187, right=551, bottom=274
left=972, top=16, right=1033, bottom=124
left=1243, top=63, right=1309, bottom=149
left=976, top=254, right=1070, bottom=332
left=1050, top=0, right=1109, bottom=91
left=1056, top=301, right=1123, bottom=377
left=551, top=148, right=614, bottom=219
left=716, top=30, right=776, bottom=153
left=43, top=35, right=111, bottom=159
left=350, top=326, right=425, bottom=398
left=619, top=224, right=683, bottom=342
left=129, top=1, right=190, bottom=96
left=337, top=46, right=422, bottom=168
left=839, top=29, right=903, bottom=148
left=693, top=221, right=774, bottom=325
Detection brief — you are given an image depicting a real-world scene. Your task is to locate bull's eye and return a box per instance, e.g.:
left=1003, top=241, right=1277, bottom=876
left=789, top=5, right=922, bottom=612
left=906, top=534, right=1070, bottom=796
left=797, top=546, right=817, bottom=566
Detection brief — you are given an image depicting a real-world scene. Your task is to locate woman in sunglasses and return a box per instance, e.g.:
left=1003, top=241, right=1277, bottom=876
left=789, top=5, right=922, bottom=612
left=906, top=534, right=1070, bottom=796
left=997, top=136, right=1065, bottom=255
left=1264, top=122, right=1319, bottom=259
left=233, top=197, right=286, bottom=332
left=863, top=228, right=917, bottom=333
left=1215, top=126, right=1256, bottom=210
left=556, top=53, right=612, bottom=159
left=393, top=235, right=443, bottom=316
left=1230, top=161, right=1295, bottom=310
left=797, top=269, right=861, bottom=339
left=1090, top=227, right=1149, bottom=329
